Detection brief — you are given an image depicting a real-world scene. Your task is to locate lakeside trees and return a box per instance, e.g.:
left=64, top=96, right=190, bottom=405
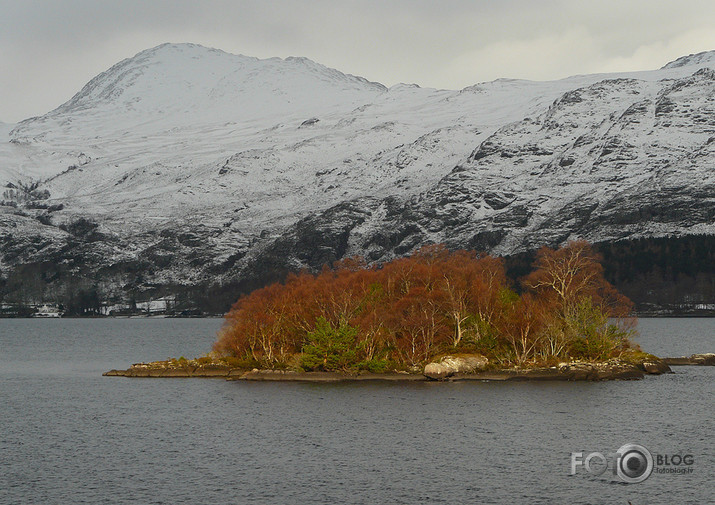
left=214, top=241, right=635, bottom=371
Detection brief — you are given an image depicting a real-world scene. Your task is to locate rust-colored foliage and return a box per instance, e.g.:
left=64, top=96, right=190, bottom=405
left=214, top=241, right=636, bottom=368
left=522, top=240, right=633, bottom=317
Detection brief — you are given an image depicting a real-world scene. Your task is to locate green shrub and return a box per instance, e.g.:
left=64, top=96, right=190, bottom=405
left=565, top=298, right=632, bottom=360
left=619, top=349, right=659, bottom=364
left=301, top=317, right=358, bottom=372
left=456, top=316, right=502, bottom=357
left=356, top=358, right=389, bottom=373
left=221, top=354, right=260, bottom=369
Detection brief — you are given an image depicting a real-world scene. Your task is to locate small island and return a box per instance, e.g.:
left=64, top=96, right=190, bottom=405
left=104, top=241, right=710, bottom=382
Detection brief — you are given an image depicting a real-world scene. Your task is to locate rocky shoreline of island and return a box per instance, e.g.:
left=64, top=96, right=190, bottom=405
left=662, top=353, right=715, bottom=366
left=102, top=353, right=713, bottom=382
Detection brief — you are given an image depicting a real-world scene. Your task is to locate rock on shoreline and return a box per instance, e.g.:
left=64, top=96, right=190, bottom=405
left=663, top=353, right=715, bottom=366
left=423, top=355, right=489, bottom=380
left=421, top=353, right=674, bottom=381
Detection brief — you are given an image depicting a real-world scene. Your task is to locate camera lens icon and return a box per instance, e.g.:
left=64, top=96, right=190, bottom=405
left=616, top=443, right=653, bottom=483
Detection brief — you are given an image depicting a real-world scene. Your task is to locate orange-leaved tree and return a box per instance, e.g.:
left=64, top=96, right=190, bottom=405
left=522, top=240, right=634, bottom=360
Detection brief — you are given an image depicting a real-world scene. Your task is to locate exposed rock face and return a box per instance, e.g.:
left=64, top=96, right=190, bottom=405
left=693, top=353, right=715, bottom=365
left=664, top=353, right=715, bottom=366
left=289, top=68, right=715, bottom=265
left=103, top=361, right=233, bottom=378
left=557, top=362, right=598, bottom=381
left=559, top=356, right=672, bottom=379
left=642, top=361, right=671, bottom=374
left=617, top=351, right=672, bottom=375
left=591, top=360, right=645, bottom=381
left=424, top=359, right=646, bottom=381
left=423, top=363, right=452, bottom=380
left=442, top=355, right=489, bottom=373
left=424, top=354, right=489, bottom=380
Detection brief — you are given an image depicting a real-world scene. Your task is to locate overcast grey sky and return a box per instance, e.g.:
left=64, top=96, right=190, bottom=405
left=1, top=0, right=714, bottom=122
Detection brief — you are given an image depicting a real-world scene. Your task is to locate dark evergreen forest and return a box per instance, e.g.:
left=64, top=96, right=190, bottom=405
left=2, top=235, right=714, bottom=316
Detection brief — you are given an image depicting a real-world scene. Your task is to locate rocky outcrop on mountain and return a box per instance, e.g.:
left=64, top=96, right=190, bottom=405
left=280, top=69, right=714, bottom=266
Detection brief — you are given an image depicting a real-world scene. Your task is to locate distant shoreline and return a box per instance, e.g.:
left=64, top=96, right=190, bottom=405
left=4, top=312, right=714, bottom=319
left=0, top=314, right=225, bottom=319
left=0, top=310, right=715, bottom=319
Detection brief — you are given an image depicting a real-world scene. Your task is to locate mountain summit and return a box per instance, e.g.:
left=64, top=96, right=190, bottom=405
left=1, top=45, right=714, bottom=314
left=53, top=42, right=387, bottom=115
left=661, top=49, right=715, bottom=69
left=11, top=43, right=386, bottom=144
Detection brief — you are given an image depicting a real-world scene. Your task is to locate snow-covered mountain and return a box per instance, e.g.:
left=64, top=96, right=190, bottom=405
left=1, top=43, right=714, bottom=312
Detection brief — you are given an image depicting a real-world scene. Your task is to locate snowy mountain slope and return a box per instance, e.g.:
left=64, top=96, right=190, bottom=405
left=332, top=69, right=715, bottom=263
left=662, top=50, right=715, bottom=69
left=6, top=43, right=386, bottom=183
left=1, top=44, right=714, bottom=311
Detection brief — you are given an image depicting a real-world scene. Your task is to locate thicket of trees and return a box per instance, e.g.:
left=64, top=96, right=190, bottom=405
left=597, top=235, right=715, bottom=312
left=215, top=241, right=635, bottom=372
left=505, top=235, right=715, bottom=313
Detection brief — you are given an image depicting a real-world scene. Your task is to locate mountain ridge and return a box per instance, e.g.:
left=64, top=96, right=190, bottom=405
left=1, top=44, right=714, bottom=314
left=9, top=43, right=387, bottom=147
left=661, top=49, right=715, bottom=69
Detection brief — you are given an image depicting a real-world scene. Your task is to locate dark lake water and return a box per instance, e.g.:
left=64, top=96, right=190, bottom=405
left=0, top=317, right=713, bottom=504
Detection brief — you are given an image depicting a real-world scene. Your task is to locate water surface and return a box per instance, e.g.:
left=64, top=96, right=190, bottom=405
left=1, top=317, right=712, bottom=504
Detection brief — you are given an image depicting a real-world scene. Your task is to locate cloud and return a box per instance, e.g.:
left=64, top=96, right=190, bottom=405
left=0, top=0, right=713, bottom=121
left=438, top=27, right=603, bottom=86
left=596, top=28, right=715, bottom=73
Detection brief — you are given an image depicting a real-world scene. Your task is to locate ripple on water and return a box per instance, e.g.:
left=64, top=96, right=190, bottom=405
left=0, top=317, right=712, bottom=505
